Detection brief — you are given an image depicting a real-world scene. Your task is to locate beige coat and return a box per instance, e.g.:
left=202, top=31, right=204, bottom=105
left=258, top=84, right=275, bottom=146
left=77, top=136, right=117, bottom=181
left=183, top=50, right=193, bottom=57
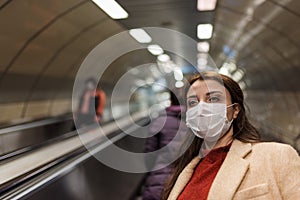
left=168, top=140, right=300, bottom=200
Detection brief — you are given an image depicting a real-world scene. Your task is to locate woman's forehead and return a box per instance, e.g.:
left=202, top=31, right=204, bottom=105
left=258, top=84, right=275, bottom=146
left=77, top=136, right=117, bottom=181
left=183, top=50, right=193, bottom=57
left=187, top=80, right=226, bottom=96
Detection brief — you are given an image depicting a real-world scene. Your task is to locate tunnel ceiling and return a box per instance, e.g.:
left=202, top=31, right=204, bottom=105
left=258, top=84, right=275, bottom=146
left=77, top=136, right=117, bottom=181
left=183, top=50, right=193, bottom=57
left=117, top=0, right=300, bottom=91
left=0, top=0, right=300, bottom=99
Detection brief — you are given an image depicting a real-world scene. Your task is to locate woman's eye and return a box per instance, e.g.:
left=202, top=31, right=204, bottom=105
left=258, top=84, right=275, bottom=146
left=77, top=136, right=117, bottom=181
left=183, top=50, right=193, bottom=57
left=208, top=96, right=220, bottom=103
left=188, top=100, right=198, bottom=107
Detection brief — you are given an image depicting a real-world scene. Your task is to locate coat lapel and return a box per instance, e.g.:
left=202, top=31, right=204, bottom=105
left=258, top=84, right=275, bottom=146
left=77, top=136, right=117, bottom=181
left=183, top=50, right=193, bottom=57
left=168, top=157, right=201, bottom=200
left=207, top=140, right=252, bottom=200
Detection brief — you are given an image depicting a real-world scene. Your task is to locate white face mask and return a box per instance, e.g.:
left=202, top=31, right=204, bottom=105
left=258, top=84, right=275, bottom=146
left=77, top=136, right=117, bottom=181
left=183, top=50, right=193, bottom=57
left=186, top=101, right=235, bottom=141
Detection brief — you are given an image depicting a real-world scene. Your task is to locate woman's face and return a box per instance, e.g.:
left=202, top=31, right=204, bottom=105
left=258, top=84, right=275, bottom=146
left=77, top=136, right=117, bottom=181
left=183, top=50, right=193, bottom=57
left=186, top=79, right=236, bottom=120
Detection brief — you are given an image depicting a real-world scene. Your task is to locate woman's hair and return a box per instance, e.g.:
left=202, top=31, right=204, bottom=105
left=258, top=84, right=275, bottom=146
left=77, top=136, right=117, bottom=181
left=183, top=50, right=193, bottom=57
left=161, top=71, right=260, bottom=200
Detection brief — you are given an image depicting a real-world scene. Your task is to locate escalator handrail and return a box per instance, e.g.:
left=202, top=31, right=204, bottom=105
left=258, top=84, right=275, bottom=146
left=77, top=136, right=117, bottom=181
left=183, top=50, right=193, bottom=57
left=0, top=114, right=72, bottom=135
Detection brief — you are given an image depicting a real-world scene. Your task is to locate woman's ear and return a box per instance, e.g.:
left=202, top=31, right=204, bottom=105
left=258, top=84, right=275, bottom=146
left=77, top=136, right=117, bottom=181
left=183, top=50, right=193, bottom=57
left=233, top=104, right=240, bottom=119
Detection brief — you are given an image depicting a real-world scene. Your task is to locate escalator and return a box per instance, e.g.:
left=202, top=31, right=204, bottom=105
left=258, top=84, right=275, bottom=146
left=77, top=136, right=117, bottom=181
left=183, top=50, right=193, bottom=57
left=0, top=113, right=149, bottom=200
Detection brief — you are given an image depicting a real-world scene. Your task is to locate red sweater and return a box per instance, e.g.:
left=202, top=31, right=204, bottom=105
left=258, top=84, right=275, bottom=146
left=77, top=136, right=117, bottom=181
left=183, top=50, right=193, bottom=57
left=178, top=143, right=231, bottom=200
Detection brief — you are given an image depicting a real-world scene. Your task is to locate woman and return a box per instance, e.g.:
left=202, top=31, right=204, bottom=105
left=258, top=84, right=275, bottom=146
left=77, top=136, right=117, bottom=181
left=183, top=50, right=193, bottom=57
left=162, top=71, right=300, bottom=200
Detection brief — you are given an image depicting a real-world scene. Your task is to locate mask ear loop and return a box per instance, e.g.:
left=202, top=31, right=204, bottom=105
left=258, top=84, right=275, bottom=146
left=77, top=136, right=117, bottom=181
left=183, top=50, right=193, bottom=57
left=227, top=102, right=237, bottom=108
left=226, top=103, right=238, bottom=123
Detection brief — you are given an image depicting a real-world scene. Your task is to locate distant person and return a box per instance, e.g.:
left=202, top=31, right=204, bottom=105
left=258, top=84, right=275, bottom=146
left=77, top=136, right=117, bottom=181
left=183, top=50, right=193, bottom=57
left=76, top=78, right=106, bottom=127
left=142, top=90, right=187, bottom=200
left=161, top=71, right=300, bottom=200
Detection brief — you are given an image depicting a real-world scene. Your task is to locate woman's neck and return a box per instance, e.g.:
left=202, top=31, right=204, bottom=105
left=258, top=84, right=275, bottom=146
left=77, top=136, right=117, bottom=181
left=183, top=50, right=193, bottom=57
left=213, top=127, right=233, bottom=149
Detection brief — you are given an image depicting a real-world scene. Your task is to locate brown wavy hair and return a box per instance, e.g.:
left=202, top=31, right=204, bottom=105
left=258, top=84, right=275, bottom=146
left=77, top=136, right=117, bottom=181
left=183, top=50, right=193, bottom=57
left=161, top=71, right=260, bottom=200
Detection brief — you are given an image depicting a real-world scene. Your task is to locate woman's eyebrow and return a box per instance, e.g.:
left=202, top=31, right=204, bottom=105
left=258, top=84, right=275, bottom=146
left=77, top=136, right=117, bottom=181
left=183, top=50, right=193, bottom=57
left=206, top=91, right=223, bottom=96
left=187, top=95, right=198, bottom=99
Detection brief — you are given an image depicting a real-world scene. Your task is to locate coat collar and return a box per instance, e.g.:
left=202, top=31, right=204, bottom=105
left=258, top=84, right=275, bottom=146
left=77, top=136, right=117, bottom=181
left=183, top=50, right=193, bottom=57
left=167, top=139, right=252, bottom=200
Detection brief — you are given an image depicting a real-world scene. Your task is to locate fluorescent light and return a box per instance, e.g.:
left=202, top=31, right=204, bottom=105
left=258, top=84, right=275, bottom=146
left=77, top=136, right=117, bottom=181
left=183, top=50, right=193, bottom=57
left=238, top=81, right=246, bottom=90
left=147, top=44, right=164, bottom=55
left=157, top=54, right=170, bottom=62
left=197, top=53, right=208, bottom=67
left=92, top=0, right=128, bottom=19
left=232, top=69, right=245, bottom=82
left=219, top=61, right=241, bottom=77
left=159, top=62, right=173, bottom=73
left=197, top=24, right=213, bottom=39
left=129, top=29, right=152, bottom=43
left=219, top=67, right=231, bottom=76
left=197, top=0, right=217, bottom=11
left=197, top=57, right=207, bottom=66
left=175, top=81, right=184, bottom=88
left=150, top=64, right=161, bottom=78
left=197, top=42, right=210, bottom=52
left=221, top=61, right=237, bottom=72
left=174, top=67, right=183, bottom=81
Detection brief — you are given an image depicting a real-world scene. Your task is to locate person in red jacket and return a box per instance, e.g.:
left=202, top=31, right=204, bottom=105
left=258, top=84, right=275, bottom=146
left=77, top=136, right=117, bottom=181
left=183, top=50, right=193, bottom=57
left=76, top=78, right=106, bottom=127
